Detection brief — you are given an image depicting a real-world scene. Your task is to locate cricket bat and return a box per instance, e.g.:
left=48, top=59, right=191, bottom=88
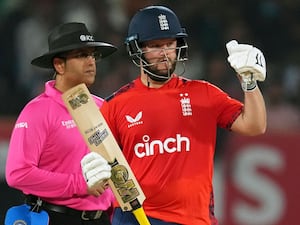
left=62, top=83, right=151, bottom=225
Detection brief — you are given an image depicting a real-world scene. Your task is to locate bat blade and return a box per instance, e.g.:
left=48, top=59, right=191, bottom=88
left=62, top=83, right=150, bottom=225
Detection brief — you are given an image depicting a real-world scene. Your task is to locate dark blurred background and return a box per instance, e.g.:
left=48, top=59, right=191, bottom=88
left=1, top=1, right=300, bottom=224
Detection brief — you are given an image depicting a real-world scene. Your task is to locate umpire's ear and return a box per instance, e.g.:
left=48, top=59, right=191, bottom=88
left=53, top=57, right=66, bottom=74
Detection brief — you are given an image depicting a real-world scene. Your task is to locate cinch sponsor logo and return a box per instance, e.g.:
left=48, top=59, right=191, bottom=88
left=15, top=122, right=28, bottom=129
left=134, top=134, right=190, bottom=158
left=62, top=120, right=76, bottom=129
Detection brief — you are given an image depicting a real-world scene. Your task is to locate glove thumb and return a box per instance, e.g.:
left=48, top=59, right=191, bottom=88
left=226, top=40, right=253, bottom=56
left=226, top=40, right=238, bottom=55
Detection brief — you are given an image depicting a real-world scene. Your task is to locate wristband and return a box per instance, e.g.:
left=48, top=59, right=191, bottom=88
left=240, top=73, right=257, bottom=92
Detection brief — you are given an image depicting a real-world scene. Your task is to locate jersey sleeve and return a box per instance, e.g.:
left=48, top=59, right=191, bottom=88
left=208, top=83, right=243, bottom=129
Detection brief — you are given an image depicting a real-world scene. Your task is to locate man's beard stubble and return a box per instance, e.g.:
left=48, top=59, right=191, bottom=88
left=144, top=60, right=177, bottom=82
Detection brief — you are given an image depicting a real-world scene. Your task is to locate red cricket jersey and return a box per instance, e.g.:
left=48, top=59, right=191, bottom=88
left=101, top=75, right=243, bottom=225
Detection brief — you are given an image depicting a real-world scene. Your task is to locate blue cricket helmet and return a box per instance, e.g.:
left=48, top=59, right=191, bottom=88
left=125, top=5, right=189, bottom=80
left=126, top=5, right=188, bottom=43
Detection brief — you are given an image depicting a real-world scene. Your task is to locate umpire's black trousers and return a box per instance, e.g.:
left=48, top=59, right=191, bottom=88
left=47, top=210, right=111, bottom=225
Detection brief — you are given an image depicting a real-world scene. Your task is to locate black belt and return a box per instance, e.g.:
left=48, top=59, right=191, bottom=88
left=24, top=195, right=105, bottom=221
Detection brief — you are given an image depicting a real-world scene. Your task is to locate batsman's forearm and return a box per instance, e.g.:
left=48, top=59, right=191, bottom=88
left=245, top=87, right=266, bottom=132
left=231, top=86, right=266, bottom=135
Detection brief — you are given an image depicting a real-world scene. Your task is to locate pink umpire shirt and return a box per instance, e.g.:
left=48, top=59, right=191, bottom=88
left=6, top=80, right=114, bottom=210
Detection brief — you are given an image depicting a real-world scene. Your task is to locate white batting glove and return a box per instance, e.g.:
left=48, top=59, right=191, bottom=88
left=226, top=40, right=266, bottom=91
left=81, top=152, right=111, bottom=188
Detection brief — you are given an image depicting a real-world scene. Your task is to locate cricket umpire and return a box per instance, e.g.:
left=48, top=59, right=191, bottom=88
left=5, top=22, right=117, bottom=225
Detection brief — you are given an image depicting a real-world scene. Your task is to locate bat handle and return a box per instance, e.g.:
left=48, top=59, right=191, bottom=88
left=132, top=207, right=151, bottom=225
